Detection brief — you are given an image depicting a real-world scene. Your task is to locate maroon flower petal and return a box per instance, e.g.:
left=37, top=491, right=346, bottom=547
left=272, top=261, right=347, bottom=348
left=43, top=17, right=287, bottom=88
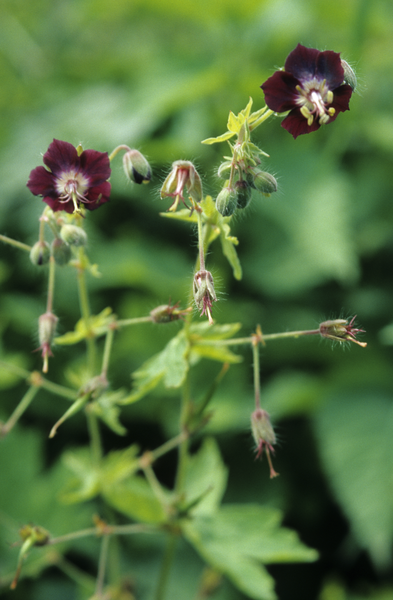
left=281, top=109, right=321, bottom=138
left=43, top=197, right=75, bottom=213
left=261, top=71, right=300, bottom=113
left=284, top=44, right=321, bottom=81
left=315, top=50, right=345, bottom=89
left=84, top=181, right=111, bottom=210
left=43, top=139, right=79, bottom=176
left=79, top=149, right=111, bottom=184
left=330, top=84, right=353, bottom=114
left=27, top=166, right=56, bottom=197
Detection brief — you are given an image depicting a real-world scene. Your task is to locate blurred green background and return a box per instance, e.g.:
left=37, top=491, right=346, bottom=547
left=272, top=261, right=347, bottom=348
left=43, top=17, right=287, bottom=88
left=1, top=0, right=393, bottom=599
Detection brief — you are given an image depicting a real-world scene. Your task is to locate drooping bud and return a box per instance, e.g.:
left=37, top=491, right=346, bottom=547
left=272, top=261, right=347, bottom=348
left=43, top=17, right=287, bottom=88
left=319, top=316, right=367, bottom=347
left=123, top=149, right=152, bottom=184
left=11, top=525, right=50, bottom=590
left=150, top=302, right=193, bottom=323
left=251, top=408, right=278, bottom=478
left=60, top=224, right=87, bottom=247
left=51, top=237, right=71, bottom=266
left=247, top=168, right=277, bottom=196
left=193, top=270, right=217, bottom=325
left=160, top=160, right=203, bottom=211
left=38, top=311, right=58, bottom=372
left=341, top=59, right=357, bottom=91
left=216, top=186, right=237, bottom=217
left=29, top=241, right=50, bottom=266
left=235, top=180, right=253, bottom=210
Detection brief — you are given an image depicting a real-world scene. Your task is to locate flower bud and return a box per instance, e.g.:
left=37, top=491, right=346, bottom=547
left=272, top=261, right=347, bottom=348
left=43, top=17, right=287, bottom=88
left=150, top=303, right=193, bottom=323
left=38, top=311, right=58, bottom=373
left=247, top=169, right=277, bottom=195
left=251, top=408, right=278, bottom=478
left=123, top=149, right=152, bottom=184
left=216, top=186, right=237, bottom=217
left=160, top=160, right=203, bottom=210
left=51, top=237, right=71, bottom=266
left=319, top=316, right=367, bottom=347
left=341, top=59, right=357, bottom=91
left=193, top=270, right=217, bottom=324
left=30, top=241, right=50, bottom=266
left=235, top=180, right=252, bottom=210
left=60, top=224, right=87, bottom=247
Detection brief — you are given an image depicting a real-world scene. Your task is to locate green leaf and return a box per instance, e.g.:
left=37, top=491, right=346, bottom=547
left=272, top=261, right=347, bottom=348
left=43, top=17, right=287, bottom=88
left=190, top=321, right=242, bottom=340
left=90, top=389, right=128, bottom=435
left=55, top=307, right=115, bottom=345
left=102, top=476, right=167, bottom=524
left=190, top=344, right=242, bottom=364
left=314, top=391, right=393, bottom=569
left=183, top=504, right=318, bottom=600
left=160, top=208, right=198, bottom=223
left=122, top=330, right=190, bottom=404
left=219, top=223, right=242, bottom=280
left=183, top=437, right=228, bottom=516
left=201, top=131, right=235, bottom=145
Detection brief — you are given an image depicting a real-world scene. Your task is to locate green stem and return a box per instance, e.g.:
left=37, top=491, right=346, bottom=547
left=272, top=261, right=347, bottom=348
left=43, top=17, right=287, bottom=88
left=196, top=210, right=205, bottom=272
left=1, top=386, right=40, bottom=436
left=195, top=328, right=321, bottom=347
left=86, top=405, right=103, bottom=465
left=101, top=327, right=114, bottom=376
left=46, top=255, right=56, bottom=312
left=154, top=534, right=178, bottom=600
left=175, top=374, right=191, bottom=494
left=108, top=144, right=131, bottom=162
left=48, top=523, right=153, bottom=546
left=149, top=432, right=188, bottom=463
left=116, top=316, right=153, bottom=328
left=0, top=234, right=31, bottom=252
left=252, top=337, right=261, bottom=410
left=95, top=534, right=110, bottom=598
left=76, top=247, right=96, bottom=374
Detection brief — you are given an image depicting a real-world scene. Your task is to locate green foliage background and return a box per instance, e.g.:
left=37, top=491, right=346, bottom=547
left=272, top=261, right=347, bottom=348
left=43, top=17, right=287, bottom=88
left=1, top=0, right=393, bottom=599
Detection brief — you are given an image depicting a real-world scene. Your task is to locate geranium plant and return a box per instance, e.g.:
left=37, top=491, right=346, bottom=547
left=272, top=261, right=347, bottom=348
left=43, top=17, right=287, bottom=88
left=0, top=45, right=362, bottom=600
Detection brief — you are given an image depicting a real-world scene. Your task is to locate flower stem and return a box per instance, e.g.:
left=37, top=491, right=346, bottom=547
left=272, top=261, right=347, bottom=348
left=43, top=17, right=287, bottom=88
left=0, top=234, right=31, bottom=252
left=196, top=210, right=205, bottom=271
left=154, top=534, right=178, bottom=600
left=0, top=385, right=40, bottom=436
left=46, top=255, right=56, bottom=312
left=95, top=534, right=110, bottom=598
left=108, top=144, right=131, bottom=162
left=76, top=247, right=96, bottom=374
left=252, top=335, right=261, bottom=410
left=86, top=405, right=103, bottom=465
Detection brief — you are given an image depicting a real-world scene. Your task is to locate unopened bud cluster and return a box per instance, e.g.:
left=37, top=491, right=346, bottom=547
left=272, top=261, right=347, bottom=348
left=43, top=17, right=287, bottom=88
left=29, top=209, right=89, bottom=268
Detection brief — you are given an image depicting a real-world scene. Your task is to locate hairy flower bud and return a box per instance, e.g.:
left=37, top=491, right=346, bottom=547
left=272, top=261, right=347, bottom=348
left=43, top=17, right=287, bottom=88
left=123, top=149, right=152, bottom=184
left=235, top=180, right=253, bottom=210
left=193, top=270, right=217, bottom=324
left=51, top=237, right=71, bottom=266
left=30, top=241, right=50, bottom=266
left=160, top=160, right=203, bottom=211
left=216, top=186, right=237, bottom=217
left=251, top=408, right=278, bottom=478
left=150, top=303, right=192, bottom=323
left=60, top=224, right=87, bottom=247
left=38, top=311, right=58, bottom=372
left=319, top=316, right=367, bottom=347
left=341, top=59, right=357, bottom=91
left=248, top=169, right=277, bottom=195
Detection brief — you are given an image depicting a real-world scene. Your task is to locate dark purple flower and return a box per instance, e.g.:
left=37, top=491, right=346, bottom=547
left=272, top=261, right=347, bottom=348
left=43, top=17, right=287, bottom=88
left=261, top=44, right=353, bottom=138
left=27, top=139, right=111, bottom=213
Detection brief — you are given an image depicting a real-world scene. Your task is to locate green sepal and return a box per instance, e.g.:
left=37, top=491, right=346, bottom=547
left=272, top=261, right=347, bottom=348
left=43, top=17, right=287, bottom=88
left=55, top=307, right=115, bottom=345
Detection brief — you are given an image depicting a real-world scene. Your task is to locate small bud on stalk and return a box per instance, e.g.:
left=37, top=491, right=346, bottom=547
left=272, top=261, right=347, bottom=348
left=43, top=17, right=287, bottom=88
left=193, top=270, right=217, bottom=325
left=216, top=186, right=237, bottom=217
left=38, top=311, right=58, bottom=372
left=123, top=149, right=152, bottom=184
left=319, top=316, right=367, bottom=347
left=30, top=241, right=50, bottom=266
left=247, top=168, right=277, bottom=196
left=251, top=408, right=278, bottom=478
left=150, top=302, right=192, bottom=323
left=51, top=237, right=71, bottom=266
left=160, top=160, right=203, bottom=211
left=60, top=224, right=87, bottom=247
left=235, top=180, right=253, bottom=210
